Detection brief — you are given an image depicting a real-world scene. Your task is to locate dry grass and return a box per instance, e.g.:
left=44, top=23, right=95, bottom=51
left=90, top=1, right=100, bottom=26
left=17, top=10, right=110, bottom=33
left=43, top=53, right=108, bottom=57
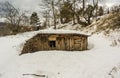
left=0, top=25, right=44, bottom=36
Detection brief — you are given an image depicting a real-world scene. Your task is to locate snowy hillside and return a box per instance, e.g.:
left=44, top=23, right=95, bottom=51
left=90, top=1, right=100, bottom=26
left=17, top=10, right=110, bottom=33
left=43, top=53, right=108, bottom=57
left=83, top=13, right=120, bottom=46
left=55, top=13, right=120, bottom=46
left=0, top=29, right=120, bottom=78
left=83, top=13, right=120, bottom=34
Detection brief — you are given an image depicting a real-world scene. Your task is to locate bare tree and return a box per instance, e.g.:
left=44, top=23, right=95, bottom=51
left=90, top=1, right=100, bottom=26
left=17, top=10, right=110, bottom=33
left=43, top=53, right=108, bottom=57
left=110, top=5, right=120, bottom=13
left=41, top=0, right=57, bottom=29
left=84, top=4, right=94, bottom=24
left=72, top=0, right=76, bottom=24
left=93, top=0, right=103, bottom=18
left=0, top=1, right=26, bottom=26
left=57, top=0, right=63, bottom=24
left=82, top=0, right=86, bottom=11
left=52, top=0, right=57, bottom=29
left=42, top=10, right=51, bottom=27
left=21, top=12, right=30, bottom=26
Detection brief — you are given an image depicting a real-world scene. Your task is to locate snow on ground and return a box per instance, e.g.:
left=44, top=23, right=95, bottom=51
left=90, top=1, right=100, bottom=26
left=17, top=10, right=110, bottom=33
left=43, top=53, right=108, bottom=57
left=0, top=30, right=120, bottom=78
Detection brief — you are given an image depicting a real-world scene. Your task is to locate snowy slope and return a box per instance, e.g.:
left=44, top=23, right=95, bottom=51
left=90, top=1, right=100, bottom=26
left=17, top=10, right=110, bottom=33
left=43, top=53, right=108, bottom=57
left=0, top=30, right=120, bottom=78
left=84, top=13, right=120, bottom=46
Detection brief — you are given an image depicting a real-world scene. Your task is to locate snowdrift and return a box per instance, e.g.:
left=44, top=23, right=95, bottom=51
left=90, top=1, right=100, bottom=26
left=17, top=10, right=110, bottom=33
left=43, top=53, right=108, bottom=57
left=0, top=29, right=120, bottom=78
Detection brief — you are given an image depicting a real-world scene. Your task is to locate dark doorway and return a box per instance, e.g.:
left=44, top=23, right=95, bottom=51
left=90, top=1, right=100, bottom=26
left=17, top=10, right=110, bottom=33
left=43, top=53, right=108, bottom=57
left=49, top=41, right=56, bottom=48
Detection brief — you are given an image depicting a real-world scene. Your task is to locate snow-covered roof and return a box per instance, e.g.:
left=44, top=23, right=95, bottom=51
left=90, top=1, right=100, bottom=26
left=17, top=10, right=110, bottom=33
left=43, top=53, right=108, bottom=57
left=37, top=29, right=89, bottom=36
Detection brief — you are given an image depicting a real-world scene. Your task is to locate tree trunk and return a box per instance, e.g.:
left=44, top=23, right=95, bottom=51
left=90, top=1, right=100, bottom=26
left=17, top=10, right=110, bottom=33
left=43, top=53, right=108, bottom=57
left=73, top=0, right=76, bottom=24
left=76, top=14, right=80, bottom=24
left=83, top=0, right=85, bottom=11
left=60, top=16, right=63, bottom=24
left=52, top=0, right=57, bottom=29
left=87, top=16, right=91, bottom=24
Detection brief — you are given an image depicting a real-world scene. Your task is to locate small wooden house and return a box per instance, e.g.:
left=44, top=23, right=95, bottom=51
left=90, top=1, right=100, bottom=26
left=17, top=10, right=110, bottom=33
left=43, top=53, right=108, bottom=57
left=21, top=30, right=89, bottom=54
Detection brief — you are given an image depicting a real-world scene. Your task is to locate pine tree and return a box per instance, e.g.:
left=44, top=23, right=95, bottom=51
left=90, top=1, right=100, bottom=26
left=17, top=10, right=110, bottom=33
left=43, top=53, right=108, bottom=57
left=60, top=1, right=73, bottom=23
left=98, top=6, right=104, bottom=16
left=30, top=12, right=39, bottom=26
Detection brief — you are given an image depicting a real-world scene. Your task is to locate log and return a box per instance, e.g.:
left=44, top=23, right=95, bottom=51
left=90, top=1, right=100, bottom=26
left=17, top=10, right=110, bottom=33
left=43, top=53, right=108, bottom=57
left=23, top=74, right=46, bottom=77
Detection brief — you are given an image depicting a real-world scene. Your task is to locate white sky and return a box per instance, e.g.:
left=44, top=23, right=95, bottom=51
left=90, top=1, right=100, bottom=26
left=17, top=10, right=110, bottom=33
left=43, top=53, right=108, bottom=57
left=104, top=0, right=120, bottom=7
left=0, top=0, right=120, bottom=12
left=0, top=0, right=42, bottom=13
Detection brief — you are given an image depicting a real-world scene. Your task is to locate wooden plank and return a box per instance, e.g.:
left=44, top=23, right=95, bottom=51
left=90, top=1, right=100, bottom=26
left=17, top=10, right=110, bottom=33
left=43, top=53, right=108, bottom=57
left=85, top=37, right=88, bottom=50
left=48, top=35, right=57, bottom=40
left=80, top=37, right=83, bottom=50
left=65, top=37, right=70, bottom=50
left=69, top=37, right=72, bottom=50
left=83, top=37, right=86, bottom=50
left=71, top=37, right=74, bottom=50
left=61, top=37, right=65, bottom=50
left=57, top=37, right=62, bottom=50
left=74, top=42, right=81, bottom=50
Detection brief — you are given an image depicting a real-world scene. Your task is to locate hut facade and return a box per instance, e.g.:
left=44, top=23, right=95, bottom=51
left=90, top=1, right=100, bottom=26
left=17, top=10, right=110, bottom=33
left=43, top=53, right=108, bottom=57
left=22, top=30, right=89, bottom=54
